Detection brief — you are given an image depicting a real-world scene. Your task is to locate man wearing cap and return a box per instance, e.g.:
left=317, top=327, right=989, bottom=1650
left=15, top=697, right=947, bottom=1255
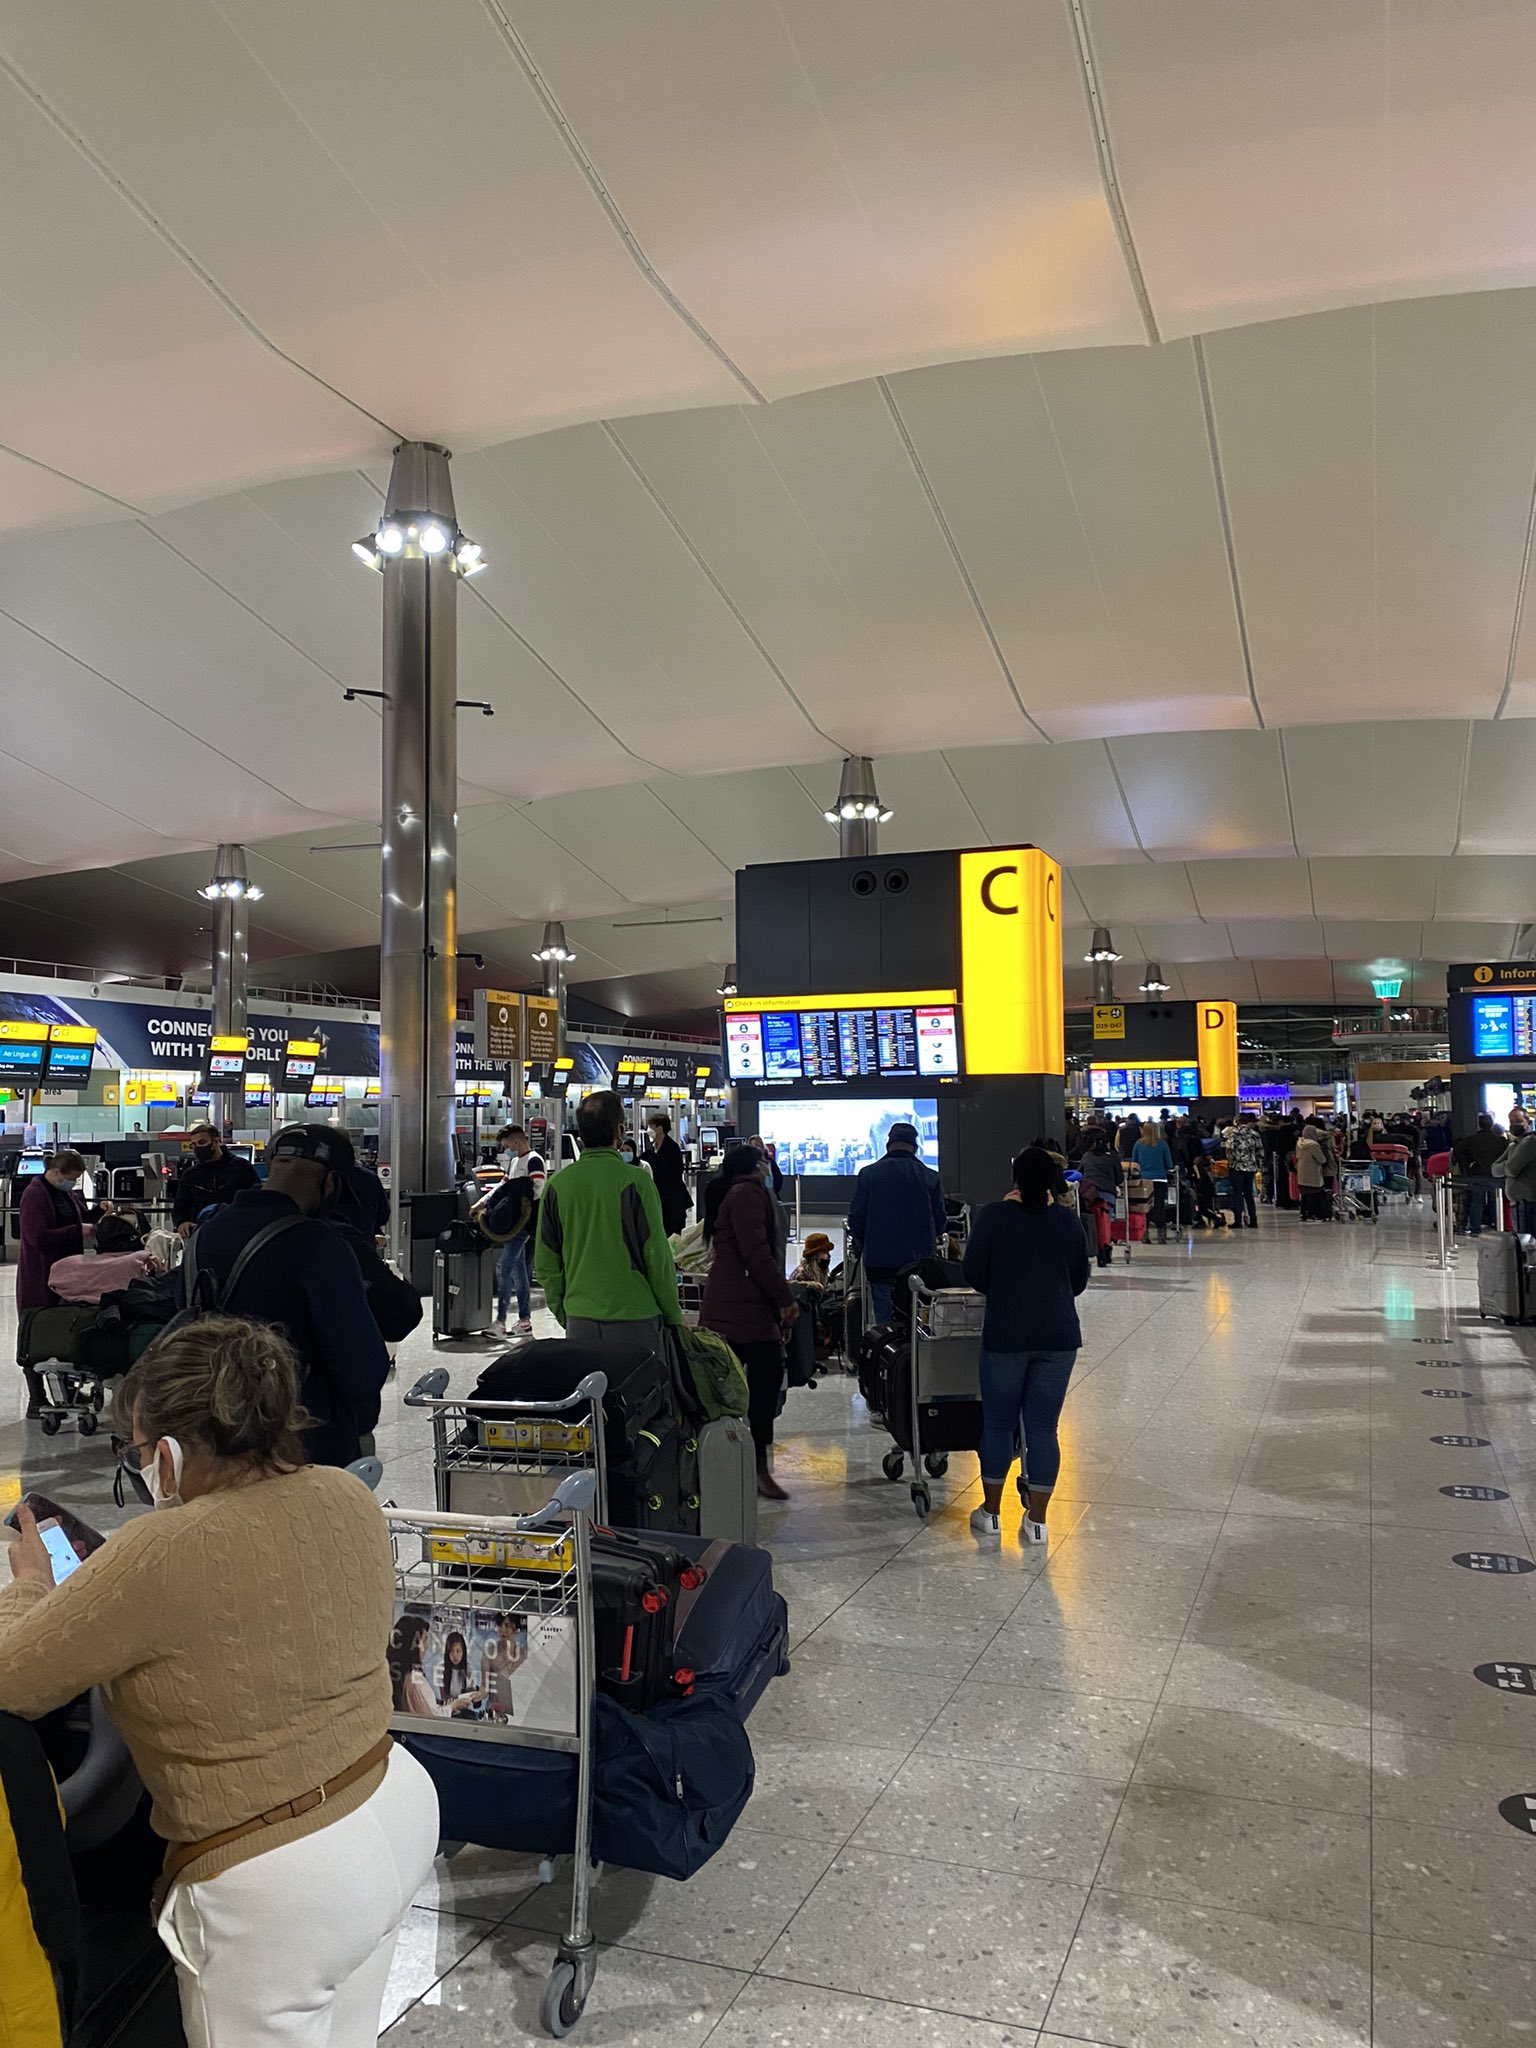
left=185, top=1125, right=391, bottom=1466
left=847, top=1121, right=947, bottom=1325
left=172, top=1121, right=260, bottom=1239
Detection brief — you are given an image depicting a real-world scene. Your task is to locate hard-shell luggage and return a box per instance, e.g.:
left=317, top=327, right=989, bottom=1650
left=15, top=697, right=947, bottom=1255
left=857, top=1323, right=903, bottom=1417
left=472, top=1337, right=677, bottom=1478
left=608, top=1418, right=691, bottom=1533
left=1478, top=1232, right=1535, bottom=1324
left=590, top=1528, right=706, bottom=1712
left=432, top=1221, right=496, bottom=1341
left=692, top=1415, right=757, bottom=1547
left=1108, top=1212, right=1147, bottom=1243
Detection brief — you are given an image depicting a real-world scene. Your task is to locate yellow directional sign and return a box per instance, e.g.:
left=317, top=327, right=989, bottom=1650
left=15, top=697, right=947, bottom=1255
left=1092, top=1004, right=1126, bottom=1040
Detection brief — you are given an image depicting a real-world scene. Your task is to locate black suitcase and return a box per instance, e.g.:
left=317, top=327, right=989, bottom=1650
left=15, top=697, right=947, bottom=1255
left=876, top=1335, right=983, bottom=1458
left=590, top=1529, right=707, bottom=1711
left=472, top=1336, right=675, bottom=1469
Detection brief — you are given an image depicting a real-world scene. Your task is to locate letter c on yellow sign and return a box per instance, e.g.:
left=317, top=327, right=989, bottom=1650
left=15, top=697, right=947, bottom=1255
left=960, top=848, right=1063, bottom=1075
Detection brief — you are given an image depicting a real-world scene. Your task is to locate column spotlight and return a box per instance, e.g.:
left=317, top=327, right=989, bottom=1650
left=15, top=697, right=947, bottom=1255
left=353, top=522, right=486, bottom=576
left=197, top=848, right=263, bottom=904
left=717, top=963, right=738, bottom=997
left=1085, top=928, right=1121, bottom=963
left=533, top=921, right=575, bottom=964
left=1139, top=962, right=1171, bottom=993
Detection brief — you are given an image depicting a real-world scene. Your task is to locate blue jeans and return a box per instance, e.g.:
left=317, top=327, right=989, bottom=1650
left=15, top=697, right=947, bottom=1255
left=868, top=1277, right=894, bottom=1325
left=496, top=1236, right=531, bottom=1322
left=1466, top=1179, right=1501, bottom=1235
left=1517, top=1200, right=1536, bottom=1238
left=978, top=1345, right=1078, bottom=1491
left=1229, top=1168, right=1258, bottom=1226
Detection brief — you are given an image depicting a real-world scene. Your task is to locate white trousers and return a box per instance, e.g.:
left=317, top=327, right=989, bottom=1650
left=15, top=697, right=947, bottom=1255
left=158, top=1745, right=440, bottom=2047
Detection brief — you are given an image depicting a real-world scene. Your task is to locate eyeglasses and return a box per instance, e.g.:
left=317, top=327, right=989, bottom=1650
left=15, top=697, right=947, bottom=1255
left=111, top=1434, right=153, bottom=1472
left=110, top=1436, right=155, bottom=1507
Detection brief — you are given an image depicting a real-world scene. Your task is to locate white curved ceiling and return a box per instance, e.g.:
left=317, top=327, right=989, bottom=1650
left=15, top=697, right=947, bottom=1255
left=0, top=1, right=1533, bottom=1015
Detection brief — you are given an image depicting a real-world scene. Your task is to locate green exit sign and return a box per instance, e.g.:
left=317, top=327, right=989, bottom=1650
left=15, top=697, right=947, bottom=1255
left=1372, top=978, right=1404, bottom=1000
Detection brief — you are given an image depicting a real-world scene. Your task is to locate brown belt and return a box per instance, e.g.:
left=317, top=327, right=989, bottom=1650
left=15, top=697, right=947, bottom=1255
left=153, top=1735, right=394, bottom=1914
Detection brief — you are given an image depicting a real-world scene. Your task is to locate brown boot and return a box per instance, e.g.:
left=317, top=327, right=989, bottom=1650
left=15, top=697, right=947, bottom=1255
left=756, top=1468, right=789, bottom=1502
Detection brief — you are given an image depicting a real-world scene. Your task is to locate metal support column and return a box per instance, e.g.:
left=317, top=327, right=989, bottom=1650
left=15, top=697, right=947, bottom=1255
left=208, top=846, right=251, bottom=1044
left=375, top=443, right=463, bottom=1273
left=536, top=923, right=572, bottom=1170
left=826, top=756, right=890, bottom=858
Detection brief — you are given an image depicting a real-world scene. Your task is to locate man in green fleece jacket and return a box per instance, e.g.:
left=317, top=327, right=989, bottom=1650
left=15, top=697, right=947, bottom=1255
left=535, top=1089, right=682, bottom=1350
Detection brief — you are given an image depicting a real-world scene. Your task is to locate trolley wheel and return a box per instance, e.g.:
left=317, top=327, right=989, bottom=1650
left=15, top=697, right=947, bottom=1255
left=911, top=1481, right=931, bottom=1519
left=77, top=1411, right=99, bottom=1438
left=881, top=1450, right=905, bottom=1482
left=923, top=1453, right=949, bottom=1479
left=39, top=1414, right=61, bottom=1436
left=540, top=1960, right=585, bottom=2038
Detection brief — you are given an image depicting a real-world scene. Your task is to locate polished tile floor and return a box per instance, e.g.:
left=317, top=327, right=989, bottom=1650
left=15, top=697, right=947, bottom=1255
left=5, top=1204, right=1536, bottom=2045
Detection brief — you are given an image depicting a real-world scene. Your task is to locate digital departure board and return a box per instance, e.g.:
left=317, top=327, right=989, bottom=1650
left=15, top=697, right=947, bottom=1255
left=1471, top=994, right=1536, bottom=1060
left=723, top=994, right=962, bottom=1084
left=1090, top=1065, right=1201, bottom=1103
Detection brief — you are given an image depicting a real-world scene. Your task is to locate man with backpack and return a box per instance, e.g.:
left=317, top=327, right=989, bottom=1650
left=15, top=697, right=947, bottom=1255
left=471, top=1125, right=546, bottom=1336
left=181, top=1125, right=390, bottom=1465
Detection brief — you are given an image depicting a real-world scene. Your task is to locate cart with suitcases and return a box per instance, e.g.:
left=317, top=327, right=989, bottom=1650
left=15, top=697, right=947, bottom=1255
left=874, top=1270, right=986, bottom=1519
left=432, top=1218, right=498, bottom=1343
left=406, top=1362, right=611, bottom=1521
left=16, top=1302, right=134, bottom=1437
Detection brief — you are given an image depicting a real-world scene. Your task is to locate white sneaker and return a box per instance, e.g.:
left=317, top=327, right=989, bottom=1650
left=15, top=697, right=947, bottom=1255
left=969, top=1506, right=1002, bottom=1546
left=516, top=1319, right=533, bottom=1337
left=1022, top=1517, right=1049, bottom=1555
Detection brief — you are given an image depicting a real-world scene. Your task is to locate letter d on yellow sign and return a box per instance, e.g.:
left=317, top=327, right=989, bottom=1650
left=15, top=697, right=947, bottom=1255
left=1196, top=1000, right=1239, bottom=1096
left=959, top=849, right=1063, bottom=1075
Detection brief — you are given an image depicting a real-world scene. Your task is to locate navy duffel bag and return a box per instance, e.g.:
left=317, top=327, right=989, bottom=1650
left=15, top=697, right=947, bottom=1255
left=402, top=1689, right=752, bottom=1881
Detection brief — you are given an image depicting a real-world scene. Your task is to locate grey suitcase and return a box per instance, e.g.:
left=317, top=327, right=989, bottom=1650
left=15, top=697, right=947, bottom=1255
left=1477, top=1232, right=1535, bottom=1324
left=695, top=1415, right=758, bottom=1547
left=432, top=1224, right=496, bottom=1341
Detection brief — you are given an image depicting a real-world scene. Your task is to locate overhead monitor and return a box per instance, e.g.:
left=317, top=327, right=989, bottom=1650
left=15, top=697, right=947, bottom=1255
left=1089, top=1064, right=1201, bottom=1104
left=284, top=1039, right=322, bottom=1086
left=723, top=991, right=961, bottom=1085
left=1470, top=993, right=1536, bottom=1060
left=753, top=1096, right=939, bottom=1176
left=44, top=1025, right=97, bottom=1084
left=0, top=1041, right=47, bottom=1084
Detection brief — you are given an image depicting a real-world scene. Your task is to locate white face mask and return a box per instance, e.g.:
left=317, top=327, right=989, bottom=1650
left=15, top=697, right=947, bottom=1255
left=145, top=1437, right=184, bottom=1511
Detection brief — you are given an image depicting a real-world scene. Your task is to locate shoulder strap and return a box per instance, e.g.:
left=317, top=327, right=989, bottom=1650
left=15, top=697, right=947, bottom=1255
left=217, top=1214, right=308, bottom=1311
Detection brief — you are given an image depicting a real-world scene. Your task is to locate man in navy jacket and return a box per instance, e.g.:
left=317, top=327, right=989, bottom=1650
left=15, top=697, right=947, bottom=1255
left=185, top=1125, right=390, bottom=1466
left=847, top=1122, right=947, bottom=1323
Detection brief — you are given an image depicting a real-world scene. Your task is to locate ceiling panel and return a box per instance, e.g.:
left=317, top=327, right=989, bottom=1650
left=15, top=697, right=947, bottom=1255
left=564, top=905, right=733, bottom=978
left=1283, top=722, right=1464, bottom=855
left=1224, top=919, right=1328, bottom=960
left=516, top=0, right=1144, bottom=391
left=614, top=385, right=1032, bottom=756
left=1109, top=731, right=1293, bottom=857
left=793, top=754, right=986, bottom=854
left=1128, top=923, right=1234, bottom=964
left=645, top=769, right=827, bottom=873
left=1321, top=921, right=1424, bottom=963
left=943, top=741, right=1140, bottom=866
left=1175, top=960, right=1261, bottom=1002
left=1067, top=863, right=1201, bottom=923
left=1460, top=719, right=1536, bottom=853
left=515, top=784, right=732, bottom=907
left=1253, top=957, right=1336, bottom=1003
left=1433, top=857, right=1536, bottom=919
left=455, top=806, right=627, bottom=925
left=1187, top=860, right=1315, bottom=920
left=476, top=427, right=822, bottom=769
left=1308, top=857, right=1442, bottom=921
left=1420, top=921, right=1519, bottom=963
left=1088, top=0, right=1536, bottom=335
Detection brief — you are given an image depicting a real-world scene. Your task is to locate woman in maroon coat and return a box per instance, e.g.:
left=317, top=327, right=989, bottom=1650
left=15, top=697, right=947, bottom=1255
left=700, top=1145, right=797, bottom=1500
left=16, top=1148, right=91, bottom=1313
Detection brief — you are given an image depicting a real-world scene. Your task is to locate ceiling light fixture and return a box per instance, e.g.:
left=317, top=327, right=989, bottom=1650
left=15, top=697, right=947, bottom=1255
left=352, top=517, right=485, bottom=576
left=1085, top=927, right=1121, bottom=964
left=1139, top=962, right=1171, bottom=993
left=532, top=920, right=575, bottom=964
left=717, top=962, right=738, bottom=998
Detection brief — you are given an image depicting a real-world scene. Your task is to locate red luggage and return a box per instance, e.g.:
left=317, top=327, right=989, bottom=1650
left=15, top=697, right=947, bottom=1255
left=1108, top=1212, right=1146, bottom=1243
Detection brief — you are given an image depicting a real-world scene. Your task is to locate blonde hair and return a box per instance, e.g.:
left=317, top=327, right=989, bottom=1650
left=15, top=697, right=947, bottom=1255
left=113, top=1315, right=310, bottom=1468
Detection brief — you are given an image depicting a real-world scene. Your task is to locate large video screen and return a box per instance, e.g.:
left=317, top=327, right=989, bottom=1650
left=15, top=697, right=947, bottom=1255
left=1090, top=1065, right=1200, bottom=1103
left=1471, top=994, right=1536, bottom=1060
left=725, top=1003, right=959, bottom=1083
left=753, top=1097, right=938, bottom=1177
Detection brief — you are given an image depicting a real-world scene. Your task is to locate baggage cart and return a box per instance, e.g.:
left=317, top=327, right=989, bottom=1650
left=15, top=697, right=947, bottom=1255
left=880, top=1271, right=985, bottom=1519
left=676, top=1272, right=706, bottom=1327
left=406, top=1365, right=609, bottom=1524
left=386, top=1473, right=600, bottom=2039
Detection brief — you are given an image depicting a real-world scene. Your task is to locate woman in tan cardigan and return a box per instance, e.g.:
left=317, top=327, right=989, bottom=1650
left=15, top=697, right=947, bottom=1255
left=0, top=1316, right=438, bottom=2046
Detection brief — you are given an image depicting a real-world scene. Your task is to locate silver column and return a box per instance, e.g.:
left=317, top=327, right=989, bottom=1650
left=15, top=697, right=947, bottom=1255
left=538, top=922, right=571, bottom=1170
left=207, top=844, right=251, bottom=1042
left=826, top=756, right=890, bottom=858
left=1087, top=928, right=1119, bottom=1008
left=377, top=443, right=460, bottom=1269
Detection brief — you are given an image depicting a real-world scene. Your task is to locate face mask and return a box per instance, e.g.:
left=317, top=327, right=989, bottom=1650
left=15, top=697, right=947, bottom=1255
left=145, top=1437, right=184, bottom=1512
left=620, top=1147, right=636, bottom=1163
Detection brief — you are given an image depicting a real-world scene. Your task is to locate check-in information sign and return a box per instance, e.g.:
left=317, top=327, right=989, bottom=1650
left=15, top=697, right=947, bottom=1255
left=525, top=998, right=561, bottom=1065
left=473, top=989, right=524, bottom=1064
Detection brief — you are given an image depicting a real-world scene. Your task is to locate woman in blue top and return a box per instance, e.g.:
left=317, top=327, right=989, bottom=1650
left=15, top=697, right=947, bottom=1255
left=1131, top=1126, right=1176, bottom=1243
left=962, top=1148, right=1090, bottom=1553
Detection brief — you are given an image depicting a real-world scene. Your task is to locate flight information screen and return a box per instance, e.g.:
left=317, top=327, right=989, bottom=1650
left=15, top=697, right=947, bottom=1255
left=1471, top=994, right=1536, bottom=1060
left=1090, top=1065, right=1201, bottom=1103
left=724, top=1001, right=962, bottom=1084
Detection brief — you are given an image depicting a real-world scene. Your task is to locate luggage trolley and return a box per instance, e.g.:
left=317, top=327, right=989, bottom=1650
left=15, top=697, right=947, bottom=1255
left=881, top=1272, right=986, bottom=1519
left=406, top=1366, right=609, bottom=1524
left=386, top=1473, right=600, bottom=2038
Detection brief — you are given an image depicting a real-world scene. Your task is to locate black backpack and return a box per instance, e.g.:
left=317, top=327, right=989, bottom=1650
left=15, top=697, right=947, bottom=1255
left=155, top=1215, right=308, bottom=1345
